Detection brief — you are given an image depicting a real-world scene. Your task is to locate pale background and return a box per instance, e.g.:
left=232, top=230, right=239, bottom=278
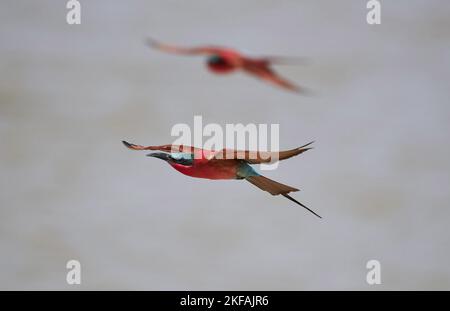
left=1, top=0, right=449, bottom=290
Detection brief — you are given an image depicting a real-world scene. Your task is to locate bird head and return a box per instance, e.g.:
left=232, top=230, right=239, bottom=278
left=206, top=55, right=235, bottom=73
left=147, top=152, right=193, bottom=166
left=208, top=55, right=225, bottom=64
left=146, top=152, right=171, bottom=161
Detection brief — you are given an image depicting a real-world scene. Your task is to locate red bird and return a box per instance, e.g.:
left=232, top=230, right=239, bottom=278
left=146, top=38, right=306, bottom=93
left=123, top=140, right=321, bottom=218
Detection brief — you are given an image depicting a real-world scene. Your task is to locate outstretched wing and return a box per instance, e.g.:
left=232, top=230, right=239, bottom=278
left=212, top=141, right=314, bottom=163
left=123, top=141, right=313, bottom=163
left=243, top=64, right=302, bottom=93
left=146, top=38, right=229, bottom=56
left=122, top=141, right=202, bottom=154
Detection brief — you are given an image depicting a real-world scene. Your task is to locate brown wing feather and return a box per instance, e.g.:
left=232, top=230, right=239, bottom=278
left=122, top=141, right=201, bottom=154
left=243, top=63, right=301, bottom=92
left=212, top=141, right=313, bottom=164
left=146, top=38, right=228, bottom=56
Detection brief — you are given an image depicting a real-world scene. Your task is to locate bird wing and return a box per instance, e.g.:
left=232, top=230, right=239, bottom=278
left=243, top=63, right=302, bottom=93
left=122, top=141, right=202, bottom=154
left=211, top=141, right=314, bottom=164
left=146, top=38, right=230, bottom=56
left=123, top=141, right=313, bottom=163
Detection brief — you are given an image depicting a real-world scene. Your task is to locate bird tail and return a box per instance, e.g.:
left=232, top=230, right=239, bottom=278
left=246, top=175, right=321, bottom=218
left=246, top=175, right=299, bottom=195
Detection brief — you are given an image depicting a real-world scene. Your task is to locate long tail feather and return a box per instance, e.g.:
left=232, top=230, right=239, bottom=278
left=246, top=175, right=321, bottom=218
left=282, top=193, right=322, bottom=219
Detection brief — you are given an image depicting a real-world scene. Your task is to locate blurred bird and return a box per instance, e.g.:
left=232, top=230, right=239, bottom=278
left=146, top=38, right=307, bottom=93
left=122, top=140, right=321, bottom=218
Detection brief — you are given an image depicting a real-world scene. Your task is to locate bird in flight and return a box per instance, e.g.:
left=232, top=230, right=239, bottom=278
left=122, top=140, right=321, bottom=218
left=146, top=38, right=306, bottom=93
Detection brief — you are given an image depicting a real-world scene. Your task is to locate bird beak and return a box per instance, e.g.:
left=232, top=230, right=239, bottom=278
left=146, top=152, right=170, bottom=161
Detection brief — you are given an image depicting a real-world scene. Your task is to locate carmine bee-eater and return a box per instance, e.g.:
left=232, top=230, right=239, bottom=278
left=146, top=38, right=306, bottom=93
left=122, top=140, right=321, bottom=218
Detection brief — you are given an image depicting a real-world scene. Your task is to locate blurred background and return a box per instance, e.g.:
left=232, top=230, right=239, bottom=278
left=1, top=0, right=449, bottom=290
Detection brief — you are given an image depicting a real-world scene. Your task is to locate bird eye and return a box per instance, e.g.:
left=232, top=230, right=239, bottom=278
left=171, top=154, right=193, bottom=166
left=209, top=55, right=222, bottom=64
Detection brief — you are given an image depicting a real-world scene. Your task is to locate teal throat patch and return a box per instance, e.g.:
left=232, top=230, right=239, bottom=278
left=236, top=161, right=259, bottom=179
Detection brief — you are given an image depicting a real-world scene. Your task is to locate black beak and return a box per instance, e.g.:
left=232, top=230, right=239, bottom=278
left=146, top=152, right=171, bottom=161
